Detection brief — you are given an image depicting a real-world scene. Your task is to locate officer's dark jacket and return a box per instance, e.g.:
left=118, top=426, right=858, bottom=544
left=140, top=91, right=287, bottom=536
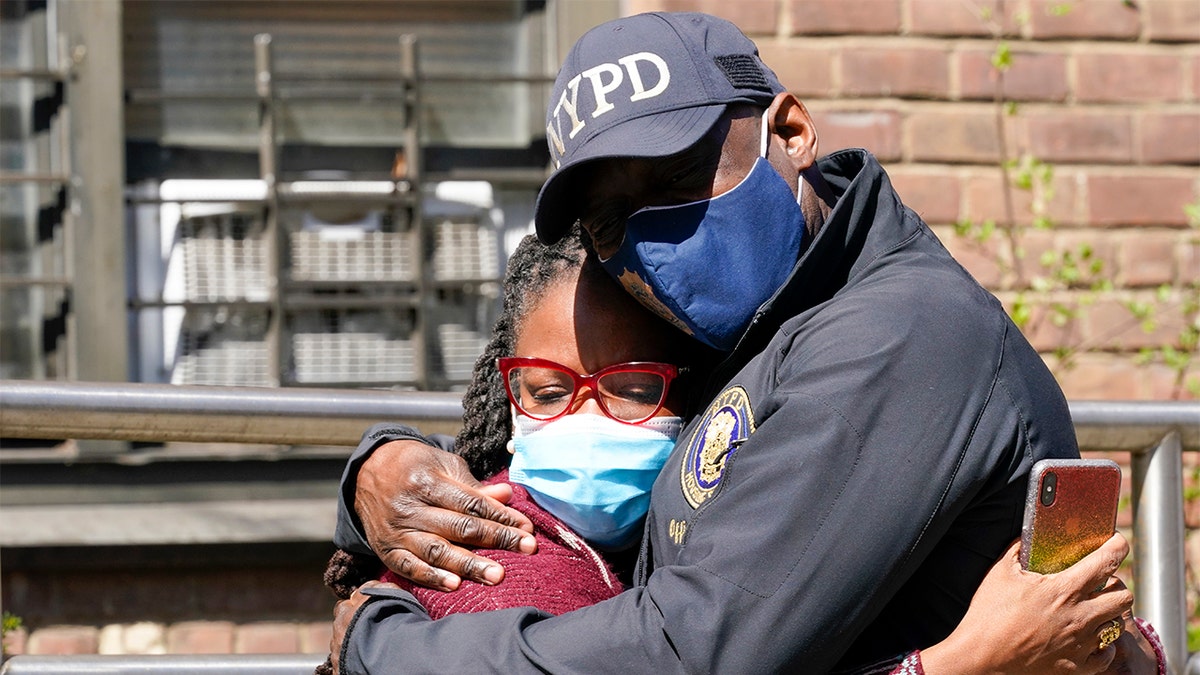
left=333, top=149, right=1078, bottom=674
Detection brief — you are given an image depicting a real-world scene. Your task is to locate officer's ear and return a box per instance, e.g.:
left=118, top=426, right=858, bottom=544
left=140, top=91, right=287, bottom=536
left=766, top=92, right=819, bottom=173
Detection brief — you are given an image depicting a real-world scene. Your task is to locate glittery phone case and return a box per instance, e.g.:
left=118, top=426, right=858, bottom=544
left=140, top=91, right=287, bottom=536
left=1019, top=459, right=1121, bottom=574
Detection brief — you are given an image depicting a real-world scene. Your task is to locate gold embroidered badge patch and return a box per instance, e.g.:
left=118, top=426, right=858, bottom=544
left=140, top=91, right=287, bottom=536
left=681, top=385, right=755, bottom=509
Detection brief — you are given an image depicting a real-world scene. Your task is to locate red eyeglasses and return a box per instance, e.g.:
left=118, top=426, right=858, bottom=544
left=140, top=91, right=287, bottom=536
left=497, top=356, right=683, bottom=425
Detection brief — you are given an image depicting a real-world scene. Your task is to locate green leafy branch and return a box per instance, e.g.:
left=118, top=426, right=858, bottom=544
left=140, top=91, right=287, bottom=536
left=955, top=1, right=1198, bottom=394
left=1, top=611, right=23, bottom=659
left=1127, top=203, right=1200, bottom=397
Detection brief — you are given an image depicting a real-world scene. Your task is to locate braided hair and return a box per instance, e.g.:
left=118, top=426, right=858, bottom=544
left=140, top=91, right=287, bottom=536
left=452, top=224, right=592, bottom=478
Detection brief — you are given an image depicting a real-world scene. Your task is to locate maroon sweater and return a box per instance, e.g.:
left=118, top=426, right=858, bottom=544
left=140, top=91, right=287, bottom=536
left=381, top=470, right=625, bottom=618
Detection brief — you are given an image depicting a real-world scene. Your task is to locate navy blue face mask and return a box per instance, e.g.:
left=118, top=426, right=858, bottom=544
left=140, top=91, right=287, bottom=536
left=599, top=113, right=806, bottom=351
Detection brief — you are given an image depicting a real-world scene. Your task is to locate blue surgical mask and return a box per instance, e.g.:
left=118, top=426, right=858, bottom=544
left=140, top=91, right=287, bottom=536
left=509, top=412, right=682, bottom=551
left=599, top=112, right=806, bottom=351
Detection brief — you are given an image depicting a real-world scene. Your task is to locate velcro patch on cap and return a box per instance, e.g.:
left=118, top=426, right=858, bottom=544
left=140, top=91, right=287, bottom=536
left=713, top=54, right=771, bottom=92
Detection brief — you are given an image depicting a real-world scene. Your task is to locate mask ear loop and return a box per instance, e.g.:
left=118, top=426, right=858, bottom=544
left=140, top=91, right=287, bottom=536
left=760, top=109, right=770, bottom=159
left=763, top=108, right=805, bottom=206
left=507, top=404, right=520, bottom=454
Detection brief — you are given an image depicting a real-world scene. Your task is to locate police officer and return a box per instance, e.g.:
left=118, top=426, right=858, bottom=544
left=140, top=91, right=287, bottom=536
left=330, top=12, right=1153, bottom=674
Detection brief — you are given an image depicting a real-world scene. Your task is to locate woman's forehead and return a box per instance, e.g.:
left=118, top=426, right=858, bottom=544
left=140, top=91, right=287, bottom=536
left=515, top=268, right=680, bottom=368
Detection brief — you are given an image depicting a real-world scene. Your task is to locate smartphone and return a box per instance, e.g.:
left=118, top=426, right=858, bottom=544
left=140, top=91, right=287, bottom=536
left=1019, top=458, right=1121, bottom=574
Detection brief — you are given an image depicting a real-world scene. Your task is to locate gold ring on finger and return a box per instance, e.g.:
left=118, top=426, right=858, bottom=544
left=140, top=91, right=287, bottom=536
left=1098, top=617, right=1123, bottom=650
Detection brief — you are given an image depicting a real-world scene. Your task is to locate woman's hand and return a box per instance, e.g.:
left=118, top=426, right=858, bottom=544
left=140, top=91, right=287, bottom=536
left=1098, top=614, right=1160, bottom=675
left=920, top=533, right=1135, bottom=675
left=355, top=440, right=536, bottom=591
left=330, top=580, right=397, bottom=675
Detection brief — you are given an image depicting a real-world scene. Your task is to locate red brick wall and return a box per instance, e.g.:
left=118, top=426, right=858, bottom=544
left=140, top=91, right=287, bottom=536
left=3, top=621, right=332, bottom=659
left=633, top=0, right=1200, bottom=401
left=1, top=548, right=337, bottom=659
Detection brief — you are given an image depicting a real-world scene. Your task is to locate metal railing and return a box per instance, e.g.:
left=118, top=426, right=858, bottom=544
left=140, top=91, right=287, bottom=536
left=0, top=379, right=463, bottom=446
left=1, top=381, right=1196, bottom=673
left=0, top=654, right=324, bottom=674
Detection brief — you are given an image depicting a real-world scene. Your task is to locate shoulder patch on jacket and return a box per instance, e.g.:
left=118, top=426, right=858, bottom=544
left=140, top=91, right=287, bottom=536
left=681, top=385, right=756, bottom=509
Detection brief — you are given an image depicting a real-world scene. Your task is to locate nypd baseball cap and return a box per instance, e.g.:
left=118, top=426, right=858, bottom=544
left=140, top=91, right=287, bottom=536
left=534, top=12, right=785, bottom=244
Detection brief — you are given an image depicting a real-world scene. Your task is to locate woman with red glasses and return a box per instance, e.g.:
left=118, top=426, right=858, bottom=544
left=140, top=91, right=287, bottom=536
left=320, top=227, right=1161, bottom=675
left=320, top=226, right=701, bottom=633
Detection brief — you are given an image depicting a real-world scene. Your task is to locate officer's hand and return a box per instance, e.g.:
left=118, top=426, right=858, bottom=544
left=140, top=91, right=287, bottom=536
left=920, top=533, right=1134, bottom=675
left=355, top=440, right=536, bottom=591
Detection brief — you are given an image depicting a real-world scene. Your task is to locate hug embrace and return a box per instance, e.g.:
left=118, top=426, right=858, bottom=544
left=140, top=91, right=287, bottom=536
left=324, top=12, right=1167, bottom=675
